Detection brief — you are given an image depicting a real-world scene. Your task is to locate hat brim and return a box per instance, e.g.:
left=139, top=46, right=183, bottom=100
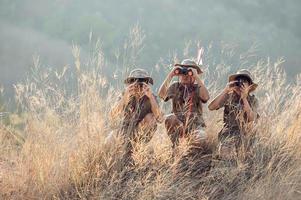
left=124, top=77, right=154, bottom=85
left=248, top=83, right=258, bottom=92
left=174, top=64, right=203, bottom=74
left=228, top=73, right=258, bottom=92
left=228, top=73, right=253, bottom=83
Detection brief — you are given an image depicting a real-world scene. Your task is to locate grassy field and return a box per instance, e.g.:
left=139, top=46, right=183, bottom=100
left=0, top=42, right=301, bottom=199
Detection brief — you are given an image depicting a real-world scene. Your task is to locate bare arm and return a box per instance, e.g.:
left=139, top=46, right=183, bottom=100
left=110, top=95, right=127, bottom=118
left=242, top=98, right=256, bottom=122
left=208, top=83, right=234, bottom=110
left=240, top=84, right=257, bottom=122
left=208, top=89, right=229, bottom=110
left=110, top=84, right=134, bottom=119
left=193, top=70, right=210, bottom=103
left=149, top=94, right=164, bottom=122
left=158, top=71, right=174, bottom=100
left=143, top=83, right=164, bottom=122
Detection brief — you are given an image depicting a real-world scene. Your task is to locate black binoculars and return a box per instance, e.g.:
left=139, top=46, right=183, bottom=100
left=174, top=67, right=193, bottom=76
left=127, top=78, right=149, bottom=90
left=127, top=78, right=149, bottom=84
left=230, top=76, right=252, bottom=88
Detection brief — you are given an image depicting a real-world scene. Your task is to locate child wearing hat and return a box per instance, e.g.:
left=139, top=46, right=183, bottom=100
left=158, top=59, right=210, bottom=150
left=208, top=69, right=259, bottom=160
left=111, top=68, right=163, bottom=161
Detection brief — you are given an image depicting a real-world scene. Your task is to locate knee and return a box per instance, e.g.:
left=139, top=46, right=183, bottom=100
left=140, top=113, right=157, bottom=129
left=144, top=113, right=157, bottom=125
left=165, top=114, right=182, bottom=129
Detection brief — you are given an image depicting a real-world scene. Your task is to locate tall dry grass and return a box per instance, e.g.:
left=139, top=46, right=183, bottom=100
left=0, top=30, right=301, bottom=199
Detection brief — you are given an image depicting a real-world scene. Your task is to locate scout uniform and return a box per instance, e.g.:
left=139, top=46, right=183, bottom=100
left=120, top=69, right=158, bottom=160
left=218, top=69, right=259, bottom=158
left=163, top=59, right=207, bottom=147
left=164, top=82, right=206, bottom=133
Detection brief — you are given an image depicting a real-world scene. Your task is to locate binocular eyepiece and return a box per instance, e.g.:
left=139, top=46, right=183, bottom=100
left=174, top=67, right=193, bottom=76
left=229, top=76, right=252, bottom=88
left=127, top=78, right=149, bottom=84
left=127, top=78, right=148, bottom=91
left=229, top=80, right=244, bottom=88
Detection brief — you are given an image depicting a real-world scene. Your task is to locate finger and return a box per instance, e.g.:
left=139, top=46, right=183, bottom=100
left=128, top=85, right=136, bottom=91
left=128, top=89, right=135, bottom=95
left=228, top=81, right=236, bottom=86
left=128, top=87, right=135, bottom=92
left=128, top=83, right=136, bottom=88
left=129, top=86, right=136, bottom=91
left=142, top=82, right=149, bottom=87
left=229, top=86, right=235, bottom=91
left=249, top=84, right=255, bottom=91
left=142, top=85, right=148, bottom=90
left=242, top=83, right=248, bottom=88
left=143, top=84, right=150, bottom=91
left=192, top=68, right=198, bottom=74
left=234, top=87, right=241, bottom=93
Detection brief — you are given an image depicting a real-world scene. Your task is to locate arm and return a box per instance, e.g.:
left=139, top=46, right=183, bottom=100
left=110, top=95, right=127, bottom=119
left=158, top=70, right=174, bottom=100
left=194, top=73, right=210, bottom=103
left=242, top=98, right=256, bottom=122
left=240, top=83, right=257, bottom=122
left=208, top=89, right=229, bottom=110
left=110, top=84, right=134, bottom=119
left=144, top=84, right=164, bottom=122
left=149, top=94, right=164, bottom=123
left=208, top=83, right=234, bottom=110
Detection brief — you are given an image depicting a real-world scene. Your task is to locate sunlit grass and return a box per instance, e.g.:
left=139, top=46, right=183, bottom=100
left=0, top=28, right=301, bottom=199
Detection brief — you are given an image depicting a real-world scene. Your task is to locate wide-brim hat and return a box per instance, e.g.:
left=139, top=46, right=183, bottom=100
left=174, top=59, right=203, bottom=74
left=228, top=69, right=258, bottom=92
left=124, top=68, right=154, bottom=84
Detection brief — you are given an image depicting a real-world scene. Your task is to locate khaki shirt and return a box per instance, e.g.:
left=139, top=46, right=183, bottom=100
left=120, top=94, right=159, bottom=136
left=123, top=95, right=154, bottom=125
left=219, top=93, right=259, bottom=139
left=164, top=82, right=206, bottom=128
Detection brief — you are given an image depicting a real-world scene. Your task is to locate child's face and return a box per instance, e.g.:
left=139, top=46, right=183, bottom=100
left=179, top=75, right=195, bottom=85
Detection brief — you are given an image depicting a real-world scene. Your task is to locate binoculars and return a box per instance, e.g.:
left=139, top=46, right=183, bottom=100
left=127, top=78, right=150, bottom=84
left=230, top=76, right=252, bottom=88
left=127, top=78, right=149, bottom=91
left=229, top=80, right=244, bottom=88
left=174, top=67, right=193, bottom=76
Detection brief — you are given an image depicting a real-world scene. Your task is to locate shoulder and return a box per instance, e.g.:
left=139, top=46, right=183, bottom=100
left=167, top=81, right=181, bottom=93
left=169, top=81, right=180, bottom=89
left=193, top=84, right=208, bottom=103
left=163, top=81, right=179, bottom=102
